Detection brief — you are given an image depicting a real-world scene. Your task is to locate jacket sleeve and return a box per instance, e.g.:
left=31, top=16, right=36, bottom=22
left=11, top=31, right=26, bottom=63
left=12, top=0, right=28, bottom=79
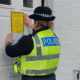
left=5, top=36, right=33, bottom=57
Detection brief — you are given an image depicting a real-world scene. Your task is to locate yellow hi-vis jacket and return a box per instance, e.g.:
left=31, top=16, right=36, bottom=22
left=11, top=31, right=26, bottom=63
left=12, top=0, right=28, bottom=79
left=13, top=29, right=60, bottom=76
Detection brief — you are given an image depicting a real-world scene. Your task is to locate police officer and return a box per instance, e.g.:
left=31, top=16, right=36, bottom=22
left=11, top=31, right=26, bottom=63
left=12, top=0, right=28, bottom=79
left=6, top=6, right=60, bottom=80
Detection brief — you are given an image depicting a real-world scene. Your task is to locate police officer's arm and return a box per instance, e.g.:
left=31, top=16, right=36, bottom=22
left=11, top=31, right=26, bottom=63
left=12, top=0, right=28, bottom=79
left=5, top=36, right=33, bottom=57
left=53, top=33, right=61, bottom=46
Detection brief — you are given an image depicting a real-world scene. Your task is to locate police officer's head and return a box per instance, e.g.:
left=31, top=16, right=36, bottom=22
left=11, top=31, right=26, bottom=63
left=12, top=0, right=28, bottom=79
left=29, top=6, right=55, bottom=30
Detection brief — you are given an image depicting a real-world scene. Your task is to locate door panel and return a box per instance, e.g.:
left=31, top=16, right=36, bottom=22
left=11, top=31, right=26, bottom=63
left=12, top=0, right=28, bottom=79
left=0, top=0, right=41, bottom=79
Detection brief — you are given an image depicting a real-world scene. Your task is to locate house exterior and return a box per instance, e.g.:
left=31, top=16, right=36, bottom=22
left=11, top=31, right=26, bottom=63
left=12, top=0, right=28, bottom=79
left=0, top=0, right=80, bottom=80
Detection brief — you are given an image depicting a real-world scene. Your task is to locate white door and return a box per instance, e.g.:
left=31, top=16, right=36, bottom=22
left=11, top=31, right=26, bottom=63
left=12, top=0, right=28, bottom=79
left=0, top=0, right=41, bottom=80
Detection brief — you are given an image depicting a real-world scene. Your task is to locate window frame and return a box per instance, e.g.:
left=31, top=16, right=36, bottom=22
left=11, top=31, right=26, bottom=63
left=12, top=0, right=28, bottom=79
left=21, top=0, right=34, bottom=11
left=23, top=0, right=33, bottom=8
left=0, top=0, right=14, bottom=9
left=0, top=0, right=11, bottom=5
left=21, top=0, right=41, bottom=11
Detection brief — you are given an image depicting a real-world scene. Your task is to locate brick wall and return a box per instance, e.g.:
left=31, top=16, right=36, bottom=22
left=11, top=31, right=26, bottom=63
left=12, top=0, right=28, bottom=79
left=46, top=0, right=80, bottom=80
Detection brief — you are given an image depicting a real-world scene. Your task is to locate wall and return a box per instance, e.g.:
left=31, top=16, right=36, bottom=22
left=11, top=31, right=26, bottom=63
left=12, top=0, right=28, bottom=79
left=45, top=0, right=80, bottom=80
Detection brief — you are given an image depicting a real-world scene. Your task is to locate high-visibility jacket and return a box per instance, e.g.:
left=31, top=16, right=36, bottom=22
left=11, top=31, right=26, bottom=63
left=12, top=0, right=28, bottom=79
left=13, top=29, right=60, bottom=76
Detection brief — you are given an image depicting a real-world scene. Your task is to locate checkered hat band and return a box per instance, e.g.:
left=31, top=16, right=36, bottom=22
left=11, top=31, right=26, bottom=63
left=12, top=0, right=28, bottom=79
left=35, top=13, right=52, bottom=18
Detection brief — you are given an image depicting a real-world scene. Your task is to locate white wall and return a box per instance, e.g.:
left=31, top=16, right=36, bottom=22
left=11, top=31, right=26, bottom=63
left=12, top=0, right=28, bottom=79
left=46, top=0, right=80, bottom=80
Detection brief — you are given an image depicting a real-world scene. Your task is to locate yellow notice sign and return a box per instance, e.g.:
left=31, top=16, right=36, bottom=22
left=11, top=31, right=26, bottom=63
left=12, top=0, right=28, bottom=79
left=11, top=11, right=24, bottom=33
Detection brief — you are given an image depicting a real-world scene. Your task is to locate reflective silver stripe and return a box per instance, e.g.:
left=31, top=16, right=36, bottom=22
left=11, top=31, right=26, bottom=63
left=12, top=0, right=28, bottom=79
left=24, top=67, right=57, bottom=74
left=33, top=35, right=42, bottom=56
left=25, top=54, right=59, bottom=61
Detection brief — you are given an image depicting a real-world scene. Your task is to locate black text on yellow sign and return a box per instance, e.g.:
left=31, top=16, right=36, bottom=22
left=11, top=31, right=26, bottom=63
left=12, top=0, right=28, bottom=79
left=11, top=11, right=24, bottom=33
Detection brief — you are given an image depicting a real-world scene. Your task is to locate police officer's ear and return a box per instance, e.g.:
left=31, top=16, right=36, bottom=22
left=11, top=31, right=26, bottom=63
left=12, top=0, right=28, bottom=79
left=34, top=20, right=38, bottom=28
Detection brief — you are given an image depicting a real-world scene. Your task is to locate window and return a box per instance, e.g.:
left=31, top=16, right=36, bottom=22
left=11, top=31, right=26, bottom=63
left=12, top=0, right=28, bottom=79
left=23, top=0, right=33, bottom=8
left=0, top=0, right=11, bottom=5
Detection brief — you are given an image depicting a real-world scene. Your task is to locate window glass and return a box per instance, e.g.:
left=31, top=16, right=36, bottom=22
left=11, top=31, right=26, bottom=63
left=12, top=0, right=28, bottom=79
left=23, top=0, right=33, bottom=8
left=0, top=0, right=11, bottom=5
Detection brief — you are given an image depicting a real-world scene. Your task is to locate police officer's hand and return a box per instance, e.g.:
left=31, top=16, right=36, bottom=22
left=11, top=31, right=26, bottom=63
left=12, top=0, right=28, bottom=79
left=6, top=32, right=14, bottom=45
left=23, top=13, right=33, bottom=29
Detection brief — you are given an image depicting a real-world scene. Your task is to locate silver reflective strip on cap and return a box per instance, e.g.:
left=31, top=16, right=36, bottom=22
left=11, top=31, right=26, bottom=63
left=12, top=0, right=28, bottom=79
left=24, top=67, right=57, bottom=74
left=25, top=54, right=59, bottom=61
left=33, top=35, right=42, bottom=56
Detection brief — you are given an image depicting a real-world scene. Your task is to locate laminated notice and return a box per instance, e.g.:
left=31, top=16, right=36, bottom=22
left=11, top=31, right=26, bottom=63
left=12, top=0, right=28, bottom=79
left=11, top=11, right=24, bottom=33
